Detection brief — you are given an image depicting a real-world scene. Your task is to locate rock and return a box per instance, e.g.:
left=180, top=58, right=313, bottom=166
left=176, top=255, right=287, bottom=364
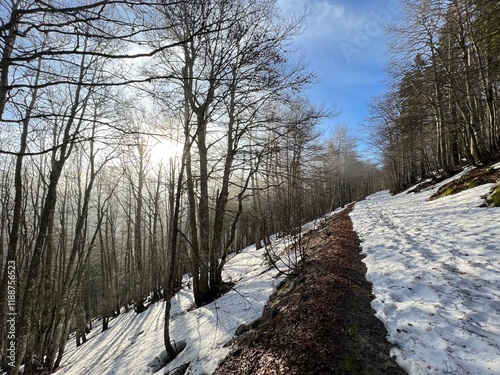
left=147, top=342, right=186, bottom=374
left=482, top=182, right=500, bottom=207
left=223, top=338, right=235, bottom=348
left=168, top=362, right=190, bottom=375
left=159, top=350, right=169, bottom=362
left=251, top=318, right=263, bottom=329
left=235, top=323, right=251, bottom=336
left=236, top=317, right=267, bottom=336
left=148, top=356, right=160, bottom=368
left=173, top=340, right=187, bottom=354
left=147, top=356, right=162, bottom=373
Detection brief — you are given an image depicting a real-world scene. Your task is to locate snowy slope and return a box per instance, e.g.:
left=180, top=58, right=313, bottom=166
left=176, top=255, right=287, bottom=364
left=350, top=170, right=500, bottom=375
left=55, top=226, right=320, bottom=375
left=53, top=168, right=500, bottom=375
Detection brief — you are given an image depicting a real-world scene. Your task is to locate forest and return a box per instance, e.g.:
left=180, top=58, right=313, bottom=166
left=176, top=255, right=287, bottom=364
left=369, top=0, right=500, bottom=192
left=0, top=1, right=383, bottom=374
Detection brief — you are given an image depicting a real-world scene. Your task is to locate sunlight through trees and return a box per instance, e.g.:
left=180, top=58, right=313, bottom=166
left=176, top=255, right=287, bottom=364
left=0, top=1, right=384, bottom=373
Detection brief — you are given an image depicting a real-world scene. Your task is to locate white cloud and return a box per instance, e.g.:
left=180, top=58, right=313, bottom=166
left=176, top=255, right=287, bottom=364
left=316, top=0, right=345, bottom=22
left=277, top=0, right=399, bottom=45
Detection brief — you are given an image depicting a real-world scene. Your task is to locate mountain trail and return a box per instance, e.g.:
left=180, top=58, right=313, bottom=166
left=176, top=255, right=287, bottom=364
left=214, top=204, right=406, bottom=375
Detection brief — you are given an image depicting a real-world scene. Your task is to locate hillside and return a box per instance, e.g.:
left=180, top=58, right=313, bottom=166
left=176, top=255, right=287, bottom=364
left=351, top=163, right=500, bottom=374
left=50, top=163, right=500, bottom=375
left=54, top=236, right=296, bottom=375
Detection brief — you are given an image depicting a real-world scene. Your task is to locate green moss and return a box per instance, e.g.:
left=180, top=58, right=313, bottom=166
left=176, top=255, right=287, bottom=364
left=491, top=188, right=500, bottom=207
left=442, top=188, right=455, bottom=197
left=341, top=356, right=363, bottom=374
left=431, top=166, right=500, bottom=201
left=436, top=179, right=481, bottom=199
left=465, top=180, right=479, bottom=189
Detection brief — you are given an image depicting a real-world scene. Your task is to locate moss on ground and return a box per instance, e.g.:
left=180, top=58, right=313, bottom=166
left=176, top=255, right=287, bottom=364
left=490, top=188, right=500, bottom=207
left=430, top=166, right=500, bottom=200
left=341, top=356, right=363, bottom=374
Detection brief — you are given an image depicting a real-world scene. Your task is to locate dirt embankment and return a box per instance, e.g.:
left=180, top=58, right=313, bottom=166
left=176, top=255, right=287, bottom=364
left=214, top=205, right=406, bottom=375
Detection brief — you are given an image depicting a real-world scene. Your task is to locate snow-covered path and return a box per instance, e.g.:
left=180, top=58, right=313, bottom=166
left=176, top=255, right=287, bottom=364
left=351, top=180, right=500, bottom=375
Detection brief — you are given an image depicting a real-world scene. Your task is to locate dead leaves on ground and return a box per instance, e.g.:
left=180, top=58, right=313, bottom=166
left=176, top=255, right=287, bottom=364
left=215, top=205, right=406, bottom=375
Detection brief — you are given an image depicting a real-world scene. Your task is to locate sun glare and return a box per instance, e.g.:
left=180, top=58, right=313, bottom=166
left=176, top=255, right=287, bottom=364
left=149, top=138, right=183, bottom=166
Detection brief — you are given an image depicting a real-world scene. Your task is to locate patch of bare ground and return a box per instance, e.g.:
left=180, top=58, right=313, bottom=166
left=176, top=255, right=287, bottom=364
left=214, top=205, right=406, bottom=375
left=430, top=165, right=500, bottom=201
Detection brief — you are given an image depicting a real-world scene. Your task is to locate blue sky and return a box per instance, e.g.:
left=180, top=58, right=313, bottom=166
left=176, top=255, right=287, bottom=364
left=276, top=0, right=403, bottom=154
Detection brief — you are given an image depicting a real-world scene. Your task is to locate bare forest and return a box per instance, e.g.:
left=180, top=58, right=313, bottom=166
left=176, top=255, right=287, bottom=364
left=0, top=1, right=383, bottom=374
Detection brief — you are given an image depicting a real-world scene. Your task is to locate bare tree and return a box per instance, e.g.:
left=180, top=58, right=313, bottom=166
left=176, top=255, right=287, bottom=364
left=145, top=0, right=317, bottom=359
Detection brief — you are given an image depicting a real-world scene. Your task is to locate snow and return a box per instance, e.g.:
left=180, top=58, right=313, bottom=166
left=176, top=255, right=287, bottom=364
left=53, top=172, right=500, bottom=375
left=55, top=226, right=316, bottom=375
left=350, top=178, right=500, bottom=374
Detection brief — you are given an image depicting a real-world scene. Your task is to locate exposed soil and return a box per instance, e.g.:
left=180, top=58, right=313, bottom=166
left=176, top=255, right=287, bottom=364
left=214, top=205, right=407, bottom=375
left=430, top=165, right=500, bottom=201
